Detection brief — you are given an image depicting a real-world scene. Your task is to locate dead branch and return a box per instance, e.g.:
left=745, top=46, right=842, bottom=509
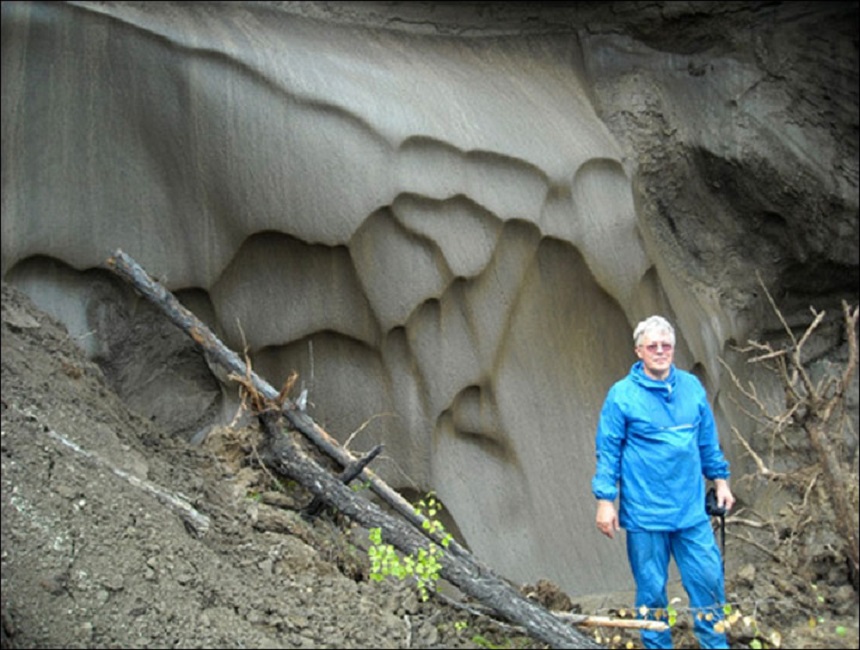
left=726, top=531, right=783, bottom=562
left=438, top=591, right=668, bottom=632
left=726, top=516, right=772, bottom=529
left=554, top=612, right=668, bottom=631
left=721, top=274, right=859, bottom=590
left=304, top=444, right=384, bottom=519
left=105, top=249, right=602, bottom=649
left=729, top=425, right=784, bottom=479
left=106, top=250, right=444, bottom=544
left=256, top=409, right=601, bottom=649
left=18, top=404, right=210, bottom=537
left=841, top=303, right=859, bottom=389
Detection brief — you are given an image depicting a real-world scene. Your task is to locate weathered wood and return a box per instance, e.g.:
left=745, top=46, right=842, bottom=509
left=106, top=250, right=443, bottom=545
left=105, top=249, right=603, bottom=649
left=554, top=612, right=669, bottom=631
left=27, top=407, right=211, bottom=538
left=304, top=443, right=384, bottom=519
left=107, top=250, right=478, bottom=555
left=257, top=411, right=603, bottom=649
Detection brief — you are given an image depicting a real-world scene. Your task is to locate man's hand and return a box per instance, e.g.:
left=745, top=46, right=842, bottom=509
left=713, top=478, right=735, bottom=512
left=596, top=499, right=619, bottom=539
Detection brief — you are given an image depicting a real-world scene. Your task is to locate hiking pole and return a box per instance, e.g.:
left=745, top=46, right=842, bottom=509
left=706, top=487, right=727, bottom=573
left=718, top=511, right=725, bottom=573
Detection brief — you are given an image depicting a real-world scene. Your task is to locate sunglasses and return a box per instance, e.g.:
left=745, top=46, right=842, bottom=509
left=642, top=342, right=674, bottom=353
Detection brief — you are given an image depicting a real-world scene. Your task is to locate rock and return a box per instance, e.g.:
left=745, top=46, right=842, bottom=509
left=737, top=563, right=757, bottom=586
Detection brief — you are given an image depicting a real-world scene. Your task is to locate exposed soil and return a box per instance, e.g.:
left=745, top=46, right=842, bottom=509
left=2, top=280, right=857, bottom=649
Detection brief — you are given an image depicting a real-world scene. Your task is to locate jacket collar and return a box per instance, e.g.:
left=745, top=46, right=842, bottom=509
left=630, top=360, right=676, bottom=399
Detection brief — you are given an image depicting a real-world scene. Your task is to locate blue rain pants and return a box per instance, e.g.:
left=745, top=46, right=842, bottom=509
left=627, top=520, right=729, bottom=649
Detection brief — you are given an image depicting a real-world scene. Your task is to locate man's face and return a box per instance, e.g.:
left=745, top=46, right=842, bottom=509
left=635, top=329, right=675, bottom=380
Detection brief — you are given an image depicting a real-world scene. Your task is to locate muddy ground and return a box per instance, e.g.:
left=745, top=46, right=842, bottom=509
left=2, top=280, right=857, bottom=649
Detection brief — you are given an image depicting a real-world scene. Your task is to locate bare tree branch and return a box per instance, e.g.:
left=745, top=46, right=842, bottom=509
left=721, top=274, right=859, bottom=591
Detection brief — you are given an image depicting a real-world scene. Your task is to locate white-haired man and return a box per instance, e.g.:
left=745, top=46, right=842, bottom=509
left=592, top=315, right=735, bottom=649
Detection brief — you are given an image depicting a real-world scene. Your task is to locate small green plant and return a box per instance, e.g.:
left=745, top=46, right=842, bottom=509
left=416, top=493, right=453, bottom=548
left=471, top=634, right=504, bottom=649
left=471, top=634, right=530, bottom=649
left=272, top=477, right=295, bottom=492
left=454, top=620, right=469, bottom=633
left=808, top=583, right=826, bottom=628
left=666, top=597, right=679, bottom=627
left=366, top=492, right=452, bottom=601
left=350, top=479, right=372, bottom=492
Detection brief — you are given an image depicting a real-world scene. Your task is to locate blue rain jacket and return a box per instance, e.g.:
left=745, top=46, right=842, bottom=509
left=592, top=361, right=730, bottom=531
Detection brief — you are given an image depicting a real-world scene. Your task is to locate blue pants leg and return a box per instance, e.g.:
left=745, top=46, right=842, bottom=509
left=627, top=523, right=729, bottom=649
left=626, top=530, right=674, bottom=649
left=671, top=521, right=729, bottom=649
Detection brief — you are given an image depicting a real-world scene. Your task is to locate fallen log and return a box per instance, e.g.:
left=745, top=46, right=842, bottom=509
left=105, top=249, right=603, bottom=649
left=257, top=410, right=603, bottom=649
left=106, top=250, right=492, bottom=556
left=106, top=250, right=442, bottom=544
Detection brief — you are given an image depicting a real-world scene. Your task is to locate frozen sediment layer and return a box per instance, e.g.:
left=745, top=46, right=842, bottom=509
left=0, top=2, right=695, bottom=597
left=5, top=2, right=856, bottom=596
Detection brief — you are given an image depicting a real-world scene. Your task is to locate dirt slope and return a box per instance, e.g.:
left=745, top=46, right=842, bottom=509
left=0, top=280, right=552, bottom=649
left=1, top=281, right=857, bottom=649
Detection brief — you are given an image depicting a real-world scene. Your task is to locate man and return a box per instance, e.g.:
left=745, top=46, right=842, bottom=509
left=592, top=315, right=735, bottom=649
